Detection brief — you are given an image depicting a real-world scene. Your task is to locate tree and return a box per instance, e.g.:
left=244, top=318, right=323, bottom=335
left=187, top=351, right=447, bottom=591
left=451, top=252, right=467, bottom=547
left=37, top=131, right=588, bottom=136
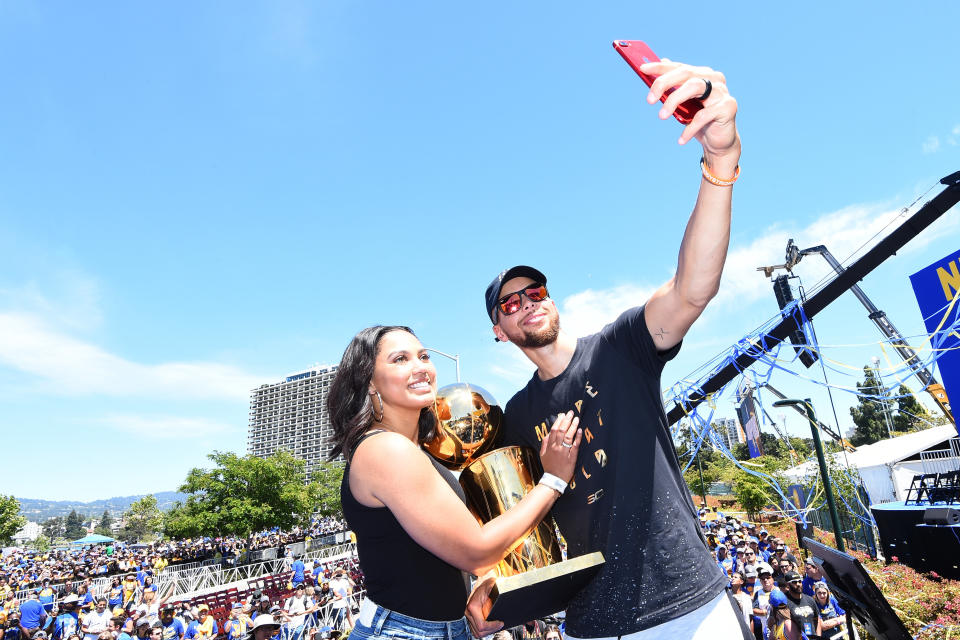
left=64, top=509, right=86, bottom=540
left=94, top=510, right=113, bottom=536
left=164, top=449, right=324, bottom=539
left=119, top=495, right=163, bottom=543
left=31, top=534, right=51, bottom=552
left=0, top=495, right=26, bottom=545
left=849, top=366, right=890, bottom=446
left=893, top=385, right=935, bottom=432
left=312, top=462, right=345, bottom=517
left=42, top=516, right=65, bottom=540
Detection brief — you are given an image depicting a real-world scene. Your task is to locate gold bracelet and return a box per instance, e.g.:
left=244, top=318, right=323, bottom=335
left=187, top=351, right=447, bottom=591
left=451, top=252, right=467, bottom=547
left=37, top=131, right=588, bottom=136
left=700, top=156, right=740, bottom=186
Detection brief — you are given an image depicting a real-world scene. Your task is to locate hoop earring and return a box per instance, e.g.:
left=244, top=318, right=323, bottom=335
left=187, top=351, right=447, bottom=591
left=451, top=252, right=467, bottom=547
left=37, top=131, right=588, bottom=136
left=370, top=391, right=384, bottom=422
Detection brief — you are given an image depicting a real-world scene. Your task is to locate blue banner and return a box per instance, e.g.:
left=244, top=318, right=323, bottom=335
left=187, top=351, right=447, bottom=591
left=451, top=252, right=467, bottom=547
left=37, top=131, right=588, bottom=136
left=909, top=249, right=960, bottom=437
left=735, top=388, right=763, bottom=458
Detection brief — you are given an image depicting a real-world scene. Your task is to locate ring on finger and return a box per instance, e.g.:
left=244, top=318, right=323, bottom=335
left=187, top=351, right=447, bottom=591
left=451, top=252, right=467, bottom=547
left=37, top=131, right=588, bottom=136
left=561, top=441, right=574, bottom=449
left=698, top=78, right=712, bottom=101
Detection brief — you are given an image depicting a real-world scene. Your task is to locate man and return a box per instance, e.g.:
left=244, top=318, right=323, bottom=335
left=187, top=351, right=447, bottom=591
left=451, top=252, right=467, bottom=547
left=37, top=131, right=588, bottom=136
left=801, top=559, right=825, bottom=597
left=110, top=616, right=132, bottom=640
left=223, top=604, right=250, bottom=640
left=751, top=566, right=777, bottom=640
left=185, top=606, right=215, bottom=640
left=468, top=56, right=742, bottom=640
left=737, top=546, right=758, bottom=576
left=134, top=619, right=150, bottom=640
left=37, top=584, right=55, bottom=615
left=327, top=571, right=353, bottom=632
left=728, top=572, right=752, bottom=627
left=289, top=558, right=305, bottom=589
left=81, top=600, right=111, bottom=640
left=19, top=593, right=47, bottom=639
left=775, top=559, right=796, bottom=590
left=281, top=586, right=307, bottom=640
left=159, top=606, right=183, bottom=640
left=52, top=596, right=79, bottom=640
left=782, top=571, right=821, bottom=638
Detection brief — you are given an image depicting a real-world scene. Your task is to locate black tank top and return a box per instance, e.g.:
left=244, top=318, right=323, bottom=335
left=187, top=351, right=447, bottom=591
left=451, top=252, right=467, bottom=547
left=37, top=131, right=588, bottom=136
left=341, top=430, right=470, bottom=621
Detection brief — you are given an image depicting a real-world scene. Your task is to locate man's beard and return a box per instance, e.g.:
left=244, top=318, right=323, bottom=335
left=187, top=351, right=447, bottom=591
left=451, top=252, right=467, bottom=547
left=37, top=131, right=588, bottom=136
left=514, top=309, right=560, bottom=348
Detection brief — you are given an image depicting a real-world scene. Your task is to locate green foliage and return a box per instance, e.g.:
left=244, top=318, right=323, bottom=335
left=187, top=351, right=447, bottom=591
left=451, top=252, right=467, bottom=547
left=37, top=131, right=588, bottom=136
left=164, top=450, right=324, bottom=539
left=31, top=534, right=51, bottom=552
left=0, top=495, right=27, bottom=544
left=119, top=495, right=163, bottom=543
left=731, top=457, right=786, bottom=520
left=64, top=509, right=87, bottom=540
left=42, top=516, right=65, bottom=540
left=94, top=510, right=113, bottom=537
left=893, top=385, right=935, bottom=432
left=311, top=461, right=345, bottom=517
left=849, top=366, right=891, bottom=446
left=733, top=473, right=771, bottom=520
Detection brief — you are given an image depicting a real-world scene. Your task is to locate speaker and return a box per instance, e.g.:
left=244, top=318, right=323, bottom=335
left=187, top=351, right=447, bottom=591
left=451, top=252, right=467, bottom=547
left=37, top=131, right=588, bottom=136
left=923, top=507, right=960, bottom=525
left=772, top=275, right=819, bottom=368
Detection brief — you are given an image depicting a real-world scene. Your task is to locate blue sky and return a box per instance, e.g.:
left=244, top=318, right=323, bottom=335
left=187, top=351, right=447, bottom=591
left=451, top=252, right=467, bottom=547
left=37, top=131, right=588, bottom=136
left=1, top=1, right=959, bottom=502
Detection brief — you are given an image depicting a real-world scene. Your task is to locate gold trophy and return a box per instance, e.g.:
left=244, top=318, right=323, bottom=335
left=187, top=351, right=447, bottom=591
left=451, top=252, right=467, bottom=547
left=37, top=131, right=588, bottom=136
left=425, top=382, right=604, bottom=627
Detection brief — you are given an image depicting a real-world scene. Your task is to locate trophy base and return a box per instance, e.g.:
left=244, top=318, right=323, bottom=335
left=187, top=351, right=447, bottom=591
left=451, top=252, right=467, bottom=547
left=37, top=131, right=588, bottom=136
left=486, top=552, right=605, bottom=628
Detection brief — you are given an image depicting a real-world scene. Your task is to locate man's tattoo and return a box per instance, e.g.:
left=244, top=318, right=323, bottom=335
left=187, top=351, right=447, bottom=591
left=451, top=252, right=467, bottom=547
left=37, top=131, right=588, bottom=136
left=654, top=327, right=670, bottom=341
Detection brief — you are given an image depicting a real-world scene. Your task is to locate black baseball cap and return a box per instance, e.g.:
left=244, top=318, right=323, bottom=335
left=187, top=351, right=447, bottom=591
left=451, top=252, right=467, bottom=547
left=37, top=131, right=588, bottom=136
left=785, top=571, right=802, bottom=583
left=484, top=265, right=548, bottom=324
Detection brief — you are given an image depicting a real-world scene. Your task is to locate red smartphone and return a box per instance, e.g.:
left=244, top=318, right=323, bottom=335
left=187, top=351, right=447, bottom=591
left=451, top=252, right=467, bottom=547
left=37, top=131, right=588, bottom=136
left=612, top=40, right=703, bottom=125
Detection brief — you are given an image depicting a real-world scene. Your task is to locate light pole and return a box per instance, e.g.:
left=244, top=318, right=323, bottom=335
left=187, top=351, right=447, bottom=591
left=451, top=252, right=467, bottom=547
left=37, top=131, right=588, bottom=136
left=871, top=356, right=894, bottom=438
left=424, top=348, right=461, bottom=382
left=773, top=398, right=846, bottom=553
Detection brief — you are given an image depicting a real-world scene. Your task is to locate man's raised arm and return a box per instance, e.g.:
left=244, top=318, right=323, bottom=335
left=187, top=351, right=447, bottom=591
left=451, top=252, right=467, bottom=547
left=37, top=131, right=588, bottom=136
left=642, top=59, right=741, bottom=351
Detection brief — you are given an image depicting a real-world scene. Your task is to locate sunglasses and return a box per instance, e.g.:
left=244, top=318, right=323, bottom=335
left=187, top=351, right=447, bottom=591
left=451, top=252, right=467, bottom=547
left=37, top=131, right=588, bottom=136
left=497, top=283, right=549, bottom=317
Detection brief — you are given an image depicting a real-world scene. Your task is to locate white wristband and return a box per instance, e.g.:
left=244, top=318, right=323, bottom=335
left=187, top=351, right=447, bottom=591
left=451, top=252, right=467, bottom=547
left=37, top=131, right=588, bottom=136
left=539, top=472, right=567, bottom=494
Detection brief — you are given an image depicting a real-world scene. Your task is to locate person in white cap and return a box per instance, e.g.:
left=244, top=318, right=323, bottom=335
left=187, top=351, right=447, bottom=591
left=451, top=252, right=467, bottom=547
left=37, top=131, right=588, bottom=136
left=245, top=615, right=280, bottom=640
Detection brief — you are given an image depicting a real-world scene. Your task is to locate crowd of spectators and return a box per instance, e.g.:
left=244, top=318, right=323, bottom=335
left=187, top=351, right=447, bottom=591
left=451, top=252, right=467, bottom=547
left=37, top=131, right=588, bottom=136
left=0, top=550, right=363, bottom=640
left=2, top=508, right=862, bottom=640
left=700, top=510, right=848, bottom=640
left=0, top=518, right=348, bottom=597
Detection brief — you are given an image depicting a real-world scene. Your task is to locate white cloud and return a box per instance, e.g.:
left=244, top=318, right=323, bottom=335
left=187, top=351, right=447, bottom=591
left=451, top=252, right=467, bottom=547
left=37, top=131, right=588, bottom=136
left=0, top=271, right=103, bottom=331
left=559, top=283, right=658, bottom=338
left=0, top=312, right=262, bottom=399
left=923, top=136, right=940, bottom=154
left=100, top=414, right=234, bottom=439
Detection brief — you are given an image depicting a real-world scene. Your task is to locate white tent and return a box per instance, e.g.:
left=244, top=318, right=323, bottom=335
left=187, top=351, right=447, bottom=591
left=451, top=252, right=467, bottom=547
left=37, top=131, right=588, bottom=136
left=782, top=425, right=959, bottom=504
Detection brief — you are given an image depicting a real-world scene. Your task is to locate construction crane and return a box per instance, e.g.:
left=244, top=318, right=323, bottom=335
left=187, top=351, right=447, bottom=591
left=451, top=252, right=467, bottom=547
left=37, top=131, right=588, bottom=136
left=760, top=239, right=953, bottom=424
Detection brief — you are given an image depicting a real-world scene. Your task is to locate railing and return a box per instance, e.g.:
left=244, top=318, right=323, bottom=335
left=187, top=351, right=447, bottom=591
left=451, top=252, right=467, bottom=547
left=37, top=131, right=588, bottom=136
left=156, top=543, right=357, bottom=601
left=277, top=588, right=366, bottom=640
left=21, top=537, right=356, bottom=607
left=920, top=448, right=960, bottom=474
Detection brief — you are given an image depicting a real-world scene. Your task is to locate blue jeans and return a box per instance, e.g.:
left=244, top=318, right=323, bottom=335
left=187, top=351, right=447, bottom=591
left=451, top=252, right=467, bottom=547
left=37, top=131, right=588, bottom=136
left=348, top=603, right=470, bottom=640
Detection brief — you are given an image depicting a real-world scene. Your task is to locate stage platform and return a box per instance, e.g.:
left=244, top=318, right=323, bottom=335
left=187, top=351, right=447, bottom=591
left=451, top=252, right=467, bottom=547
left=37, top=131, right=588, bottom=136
left=871, top=501, right=960, bottom=579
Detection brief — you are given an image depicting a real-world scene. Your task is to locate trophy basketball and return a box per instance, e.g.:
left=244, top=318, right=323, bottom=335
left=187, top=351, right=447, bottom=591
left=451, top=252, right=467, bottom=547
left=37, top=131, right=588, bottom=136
left=424, top=382, right=604, bottom=627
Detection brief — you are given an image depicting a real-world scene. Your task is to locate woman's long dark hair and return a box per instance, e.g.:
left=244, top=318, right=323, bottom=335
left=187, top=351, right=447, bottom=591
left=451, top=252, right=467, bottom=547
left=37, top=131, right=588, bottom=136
left=327, top=325, right=437, bottom=461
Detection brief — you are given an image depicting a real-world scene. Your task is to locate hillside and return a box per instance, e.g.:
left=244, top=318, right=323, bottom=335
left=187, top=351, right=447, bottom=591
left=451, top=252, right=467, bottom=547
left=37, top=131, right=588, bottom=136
left=16, top=492, right=187, bottom=521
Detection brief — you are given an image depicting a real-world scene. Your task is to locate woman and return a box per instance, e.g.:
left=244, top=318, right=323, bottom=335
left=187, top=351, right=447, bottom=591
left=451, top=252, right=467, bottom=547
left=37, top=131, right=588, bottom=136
left=812, top=582, right=846, bottom=640
left=543, top=625, right=562, bottom=640
left=766, top=591, right=801, bottom=640
left=328, top=326, right=581, bottom=640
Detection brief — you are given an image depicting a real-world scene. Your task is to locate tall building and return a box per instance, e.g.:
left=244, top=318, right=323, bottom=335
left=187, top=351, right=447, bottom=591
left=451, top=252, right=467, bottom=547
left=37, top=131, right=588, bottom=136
left=712, top=417, right=744, bottom=452
left=248, top=364, right=340, bottom=479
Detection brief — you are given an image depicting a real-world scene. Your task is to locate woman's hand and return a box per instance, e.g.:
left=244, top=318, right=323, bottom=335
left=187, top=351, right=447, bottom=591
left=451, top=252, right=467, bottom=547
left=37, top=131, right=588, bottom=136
left=539, top=410, right=582, bottom=483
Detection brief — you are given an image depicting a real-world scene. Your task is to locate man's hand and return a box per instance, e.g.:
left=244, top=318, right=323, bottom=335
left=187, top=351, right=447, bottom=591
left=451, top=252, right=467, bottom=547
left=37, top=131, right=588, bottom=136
left=638, top=59, right=740, bottom=167
left=465, top=572, right=503, bottom=638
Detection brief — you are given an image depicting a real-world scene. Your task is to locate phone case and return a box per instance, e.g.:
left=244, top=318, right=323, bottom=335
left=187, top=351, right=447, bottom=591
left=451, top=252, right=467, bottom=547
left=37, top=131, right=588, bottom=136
left=612, top=40, right=703, bottom=125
